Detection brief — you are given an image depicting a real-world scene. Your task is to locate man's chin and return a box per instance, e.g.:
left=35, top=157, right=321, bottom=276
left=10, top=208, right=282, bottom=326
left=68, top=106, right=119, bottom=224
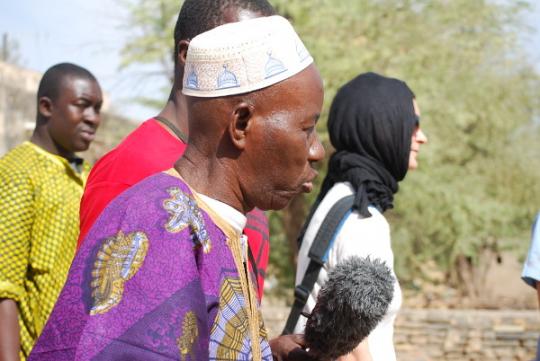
left=256, top=191, right=299, bottom=211
left=74, top=140, right=91, bottom=153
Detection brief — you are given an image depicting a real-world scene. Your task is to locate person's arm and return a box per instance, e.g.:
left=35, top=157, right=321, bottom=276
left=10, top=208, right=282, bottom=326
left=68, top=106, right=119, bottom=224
left=0, top=170, right=34, bottom=361
left=0, top=299, right=20, bottom=361
left=337, top=339, right=372, bottom=361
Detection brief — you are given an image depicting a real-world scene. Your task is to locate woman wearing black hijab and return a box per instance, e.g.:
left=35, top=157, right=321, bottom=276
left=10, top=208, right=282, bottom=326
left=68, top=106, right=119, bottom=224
left=293, top=72, right=427, bottom=361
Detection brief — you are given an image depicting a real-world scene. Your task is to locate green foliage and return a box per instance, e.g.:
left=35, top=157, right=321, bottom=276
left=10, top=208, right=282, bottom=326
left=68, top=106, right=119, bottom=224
left=1, top=33, right=22, bottom=65
left=117, top=0, right=183, bottom=107
left=120, top=0, right=540, bottom=299
left=268, top=0, right=540, bottom=297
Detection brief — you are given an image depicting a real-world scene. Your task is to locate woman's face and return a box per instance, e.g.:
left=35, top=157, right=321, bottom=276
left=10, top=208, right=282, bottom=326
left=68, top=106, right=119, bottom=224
left=408, top=99, right=428, bottom=170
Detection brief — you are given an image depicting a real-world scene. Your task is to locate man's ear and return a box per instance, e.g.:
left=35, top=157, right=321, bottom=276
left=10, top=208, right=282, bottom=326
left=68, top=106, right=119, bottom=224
left=177, top=40, right=190, bottom=67
left=38, top=97, right=53, bottom=119
left=229, top=102, right=254, bottom=150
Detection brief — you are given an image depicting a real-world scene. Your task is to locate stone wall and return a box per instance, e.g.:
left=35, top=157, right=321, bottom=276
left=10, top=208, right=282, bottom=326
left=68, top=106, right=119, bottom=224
left=394, top=309, right=538, bottom=361
left=262, top=302, right=539, bottom=361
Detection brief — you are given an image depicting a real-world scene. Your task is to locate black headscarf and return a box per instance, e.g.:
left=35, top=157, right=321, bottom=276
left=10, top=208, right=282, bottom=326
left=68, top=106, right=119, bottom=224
left=318, top=72, right=417, bottom=217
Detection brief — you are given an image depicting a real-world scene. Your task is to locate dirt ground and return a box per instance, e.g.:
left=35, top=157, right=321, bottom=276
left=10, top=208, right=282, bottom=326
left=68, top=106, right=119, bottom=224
left=402, top=252, right=538, bottom=310
left=482, top=251, right=538, bottom=309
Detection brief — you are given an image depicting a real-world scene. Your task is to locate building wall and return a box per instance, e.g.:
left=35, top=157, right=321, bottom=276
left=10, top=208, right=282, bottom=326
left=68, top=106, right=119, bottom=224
left=0, top=61, right=41, bottom=155
left=0, top=61, right=134, bottom=161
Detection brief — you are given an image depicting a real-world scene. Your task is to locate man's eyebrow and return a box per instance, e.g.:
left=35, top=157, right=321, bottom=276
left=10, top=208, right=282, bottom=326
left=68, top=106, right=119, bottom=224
left=79, top=93, right=98, bottom=100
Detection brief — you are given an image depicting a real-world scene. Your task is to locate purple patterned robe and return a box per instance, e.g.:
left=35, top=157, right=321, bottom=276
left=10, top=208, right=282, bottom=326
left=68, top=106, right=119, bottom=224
left=29, top=170, right=271, bottom=361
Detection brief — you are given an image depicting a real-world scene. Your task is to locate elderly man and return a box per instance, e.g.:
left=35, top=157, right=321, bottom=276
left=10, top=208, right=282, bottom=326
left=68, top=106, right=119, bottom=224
left=29, top=16, right=324, bottom=361
left=78, top=0, right=276, bottom=300
left=0, top=63, right=102, bottom=360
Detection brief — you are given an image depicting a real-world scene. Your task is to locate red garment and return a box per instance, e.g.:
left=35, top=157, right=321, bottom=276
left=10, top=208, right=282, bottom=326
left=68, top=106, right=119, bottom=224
left=79, top=118, right=269, bottom=299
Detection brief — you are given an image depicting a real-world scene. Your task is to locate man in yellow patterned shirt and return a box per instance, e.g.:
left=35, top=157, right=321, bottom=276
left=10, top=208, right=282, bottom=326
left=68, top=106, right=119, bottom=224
left=0, top=63, right=102, bottom=360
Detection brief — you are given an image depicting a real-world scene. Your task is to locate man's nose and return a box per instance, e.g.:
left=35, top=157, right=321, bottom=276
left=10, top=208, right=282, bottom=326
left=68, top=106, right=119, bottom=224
left=85, top=107, right=101, bottom=126
left=309, top=134, right=325, bottom=163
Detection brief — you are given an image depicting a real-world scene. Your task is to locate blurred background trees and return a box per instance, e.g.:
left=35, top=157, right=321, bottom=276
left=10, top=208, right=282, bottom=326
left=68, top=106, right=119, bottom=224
left=119, top=0, right=540, bottom=304
left=117, top=0, right=177, bottom=109
left=1, top=33, right=22, bottom=65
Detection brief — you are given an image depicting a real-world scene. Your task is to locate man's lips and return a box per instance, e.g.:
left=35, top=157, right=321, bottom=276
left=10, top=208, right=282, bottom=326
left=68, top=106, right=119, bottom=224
left=80, top=130, right=96, bottom=142
left=302, top=170, right=318, bottom=193
left=302, top=182, right=314, bottom=193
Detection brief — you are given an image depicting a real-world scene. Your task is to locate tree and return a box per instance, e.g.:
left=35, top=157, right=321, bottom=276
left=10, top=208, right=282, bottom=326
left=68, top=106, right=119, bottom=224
left=117, top=0, right=183, bottom=108
left=1, top=33, right=22, bottom=65
left=267, top=0, right=540, bottom=303
left=118, top=0, right=540, bottom=304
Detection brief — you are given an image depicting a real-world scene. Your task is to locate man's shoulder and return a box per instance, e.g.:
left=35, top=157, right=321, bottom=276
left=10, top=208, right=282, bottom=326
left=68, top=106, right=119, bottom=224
left=86, top=172, right=194, bottom=240
left=1, top=142, right=34, bottom=163
left=0, top=143, right=40, bottom=180
left=99, top=119, right=161, bottom=159
left=111, top=171, right=190, bottom=208
left=88, top=119, right=185, bottom=185
left=109, top=118, right=183, bottom=156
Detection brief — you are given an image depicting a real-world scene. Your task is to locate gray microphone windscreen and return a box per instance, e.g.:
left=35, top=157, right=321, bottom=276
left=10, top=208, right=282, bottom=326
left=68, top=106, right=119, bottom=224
left=304, top=256, right=394, bottom=360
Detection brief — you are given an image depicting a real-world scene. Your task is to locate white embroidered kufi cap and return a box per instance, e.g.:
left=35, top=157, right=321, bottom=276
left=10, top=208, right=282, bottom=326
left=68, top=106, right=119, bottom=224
left=182, top=15, right=313, bottom=97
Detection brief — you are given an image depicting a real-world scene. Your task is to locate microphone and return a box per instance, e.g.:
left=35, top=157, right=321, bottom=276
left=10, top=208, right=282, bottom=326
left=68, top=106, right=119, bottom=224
left=303, top=256, right=394, bottom=360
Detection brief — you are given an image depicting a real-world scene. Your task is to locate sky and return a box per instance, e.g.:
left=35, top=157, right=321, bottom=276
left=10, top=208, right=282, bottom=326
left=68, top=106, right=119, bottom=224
left=0, top=0, right=168, bottom=122
left=1, top=0, right=539, bottom=123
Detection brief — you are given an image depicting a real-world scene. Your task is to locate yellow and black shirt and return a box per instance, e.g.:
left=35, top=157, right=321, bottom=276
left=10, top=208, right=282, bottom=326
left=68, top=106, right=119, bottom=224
left=0, top=141, right=90, bottom=360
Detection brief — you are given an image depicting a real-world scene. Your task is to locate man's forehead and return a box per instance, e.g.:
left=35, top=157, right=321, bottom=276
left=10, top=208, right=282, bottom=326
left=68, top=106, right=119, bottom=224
left=58, top=76, right=100, bottom=97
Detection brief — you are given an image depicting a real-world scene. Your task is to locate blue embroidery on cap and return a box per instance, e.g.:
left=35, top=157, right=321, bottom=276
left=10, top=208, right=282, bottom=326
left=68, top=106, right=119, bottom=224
left=217, top=65, right=240, bottom=90
left=265, top=52, right=287, bottom=79
left=296, top=42, right=310, bottom=62
left=186, top=68, right=199, bottom=90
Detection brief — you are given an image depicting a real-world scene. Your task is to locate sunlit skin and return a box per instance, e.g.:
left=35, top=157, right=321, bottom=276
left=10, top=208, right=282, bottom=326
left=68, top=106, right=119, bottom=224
left=159, top=9, right=265, bottom=140
left=31, top=76, right=103, bottom=159
left=176, top=64, right=325, bottom=214
left=408, top=99, right=428, bottom=170
left=238, top=65, right=325, bottom=211
left=0, top=298, right=20, bottom=361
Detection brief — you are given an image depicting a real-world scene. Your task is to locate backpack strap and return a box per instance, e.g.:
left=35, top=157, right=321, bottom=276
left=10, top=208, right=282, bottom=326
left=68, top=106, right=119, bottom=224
left=282, top=194, right=355, bottom=335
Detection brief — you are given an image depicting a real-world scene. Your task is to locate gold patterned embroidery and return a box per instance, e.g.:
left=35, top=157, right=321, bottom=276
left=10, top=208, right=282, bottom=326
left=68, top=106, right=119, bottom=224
left=258, top=310, right=268, bottom=340
left=177, top=311, right=199, bottom=361
left=163, top=187, right=211, bottom=253
left=210, top=277, right=253, bottom=359
left=90, top=231, right=149, bottom=315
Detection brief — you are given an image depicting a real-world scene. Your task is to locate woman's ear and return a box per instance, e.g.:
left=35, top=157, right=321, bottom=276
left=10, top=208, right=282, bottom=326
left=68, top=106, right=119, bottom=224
left=38, top=96, right=53, bottom=119
left=229, top=102, right=254, bottom=150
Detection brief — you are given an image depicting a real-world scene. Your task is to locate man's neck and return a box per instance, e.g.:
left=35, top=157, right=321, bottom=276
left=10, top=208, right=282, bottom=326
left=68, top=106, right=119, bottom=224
left=175, top=150, right=249, bottom=215
left=156, top=89, right=189, bottom=139
left=30, top=127, right=74, bottom=160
